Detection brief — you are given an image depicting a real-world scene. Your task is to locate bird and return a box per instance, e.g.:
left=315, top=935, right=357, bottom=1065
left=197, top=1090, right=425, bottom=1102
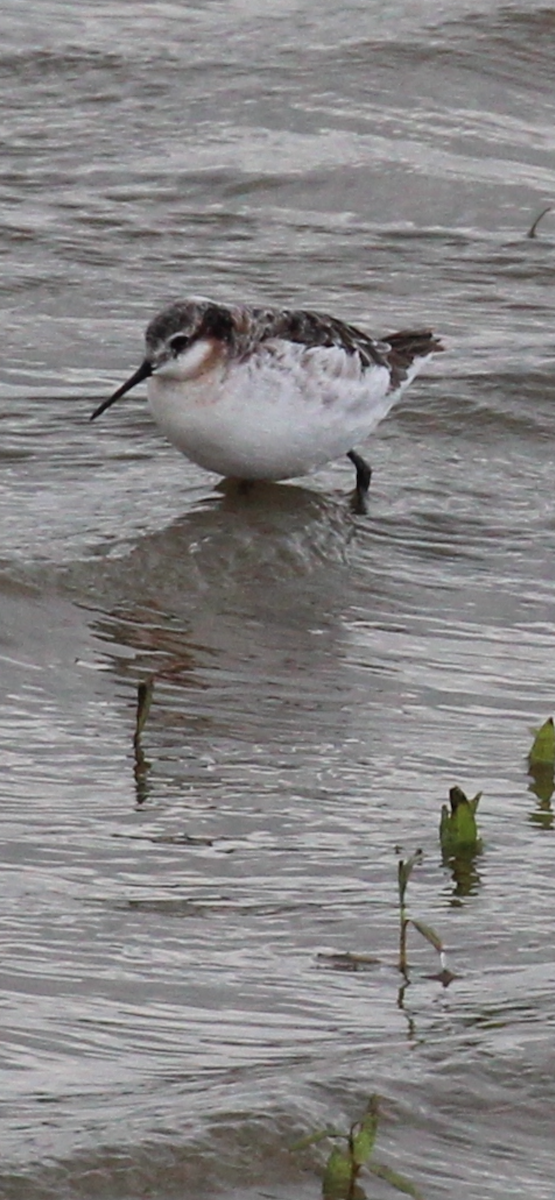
left=91, top=298, right=443, bottom=509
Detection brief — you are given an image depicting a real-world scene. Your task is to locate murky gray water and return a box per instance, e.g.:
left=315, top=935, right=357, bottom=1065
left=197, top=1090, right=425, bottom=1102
left=1, top=2, right=555, bottom=1197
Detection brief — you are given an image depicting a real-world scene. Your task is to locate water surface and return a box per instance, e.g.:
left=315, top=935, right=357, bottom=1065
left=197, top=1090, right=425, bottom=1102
left=1, top=2, right=555, bottom=1197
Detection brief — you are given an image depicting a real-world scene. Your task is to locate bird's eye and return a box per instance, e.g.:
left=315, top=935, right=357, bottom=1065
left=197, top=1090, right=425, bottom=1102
left=169, top=334, right=190, bottom=356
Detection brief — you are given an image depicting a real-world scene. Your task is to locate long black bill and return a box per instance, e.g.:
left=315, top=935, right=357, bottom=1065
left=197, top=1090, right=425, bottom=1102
left=90, top=359, right=153, bottom=421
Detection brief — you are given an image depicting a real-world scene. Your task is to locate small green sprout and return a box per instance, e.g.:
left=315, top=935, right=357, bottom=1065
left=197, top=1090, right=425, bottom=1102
left=294, top=1096, right=424, bottom=1200
left=528, top=717, right=555, bottom=767
left=439, top=786, right=482, bottom=857
left=527, top=716, right=555, bottom=817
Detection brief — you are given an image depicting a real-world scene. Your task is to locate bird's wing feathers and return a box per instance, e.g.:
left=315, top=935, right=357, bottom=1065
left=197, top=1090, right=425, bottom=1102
left=237, top=307, right=442, bottom=384
left=245, top=307, right=389, bottom=369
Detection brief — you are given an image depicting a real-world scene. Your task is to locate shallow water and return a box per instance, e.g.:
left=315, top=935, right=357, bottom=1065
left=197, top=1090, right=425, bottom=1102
left=1, top=2, right=555, bottom=1198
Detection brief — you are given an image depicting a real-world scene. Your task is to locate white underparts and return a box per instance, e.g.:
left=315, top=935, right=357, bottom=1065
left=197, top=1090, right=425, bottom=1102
left=147, top=339, right=431, bottom=480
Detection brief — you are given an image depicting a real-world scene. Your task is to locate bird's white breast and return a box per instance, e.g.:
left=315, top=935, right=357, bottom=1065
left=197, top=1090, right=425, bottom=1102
left=147, top=340, right=396, bottom=480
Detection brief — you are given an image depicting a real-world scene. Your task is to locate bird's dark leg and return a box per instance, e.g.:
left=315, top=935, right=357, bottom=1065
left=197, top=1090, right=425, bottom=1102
left=347, top=449, right=372, bottom=513
left=236, top=479, right=256, bottom=496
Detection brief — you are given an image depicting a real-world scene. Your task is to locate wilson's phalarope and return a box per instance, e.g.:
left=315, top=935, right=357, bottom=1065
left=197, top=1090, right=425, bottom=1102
left=91, top=299, right=442, bottom=508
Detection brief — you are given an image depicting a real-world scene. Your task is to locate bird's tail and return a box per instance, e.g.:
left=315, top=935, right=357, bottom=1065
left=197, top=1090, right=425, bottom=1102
left=384, top=329, right=444, bottom=390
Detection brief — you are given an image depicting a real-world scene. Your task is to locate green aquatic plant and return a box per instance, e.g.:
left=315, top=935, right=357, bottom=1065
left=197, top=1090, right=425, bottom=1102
left=528, top=716, right=555, bottom=767
left=439, top=786, right=482, bottom=857
left=397, top=852, right=452, bottom=984
left=294, top=1095, right=424, bottom=1200
left=134, top=677, right=154, bottom=746
left=527, top=716, right=554, bottom=824
left=318, top=854, right=451, bottom=982
left=398, top=851, right=422, bottom=975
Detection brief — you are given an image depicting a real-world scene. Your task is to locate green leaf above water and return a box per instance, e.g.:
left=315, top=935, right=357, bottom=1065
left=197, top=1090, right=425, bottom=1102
left=322, top=1146, right=357, bottom=1199
left=134, top=676, right=154, bottom=744
left=440, top=786, right=482, bottom=855
left=294, top=1094, right=423, bottom=1200
left=528, top=716, right=555, bottom=767
left=350, top=1097, right=379, bottom=1166
left=369, top=1158, right=425, bottom=1199
left=397, top=850, right=423, bottom=906
left=291, top=1128, right=342, bottom=1152
left=410, top=918, right=444, bottom=954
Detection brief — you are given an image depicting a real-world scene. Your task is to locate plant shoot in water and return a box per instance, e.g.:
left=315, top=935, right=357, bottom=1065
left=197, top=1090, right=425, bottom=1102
left=528, top=716, right=555, bottom=769
left=439, top=786, right=482, bottom=857
left=294, top=1095, right=424, bottom=1200
left=133, top=677, right=154, bottom=804
left=527, top=716, right=554, bottom=826
left=397, top=851, right=453, bottom=985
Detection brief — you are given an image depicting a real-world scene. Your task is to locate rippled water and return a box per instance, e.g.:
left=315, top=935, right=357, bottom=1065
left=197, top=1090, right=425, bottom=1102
left=1, top=2, right=555, bottom=1198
